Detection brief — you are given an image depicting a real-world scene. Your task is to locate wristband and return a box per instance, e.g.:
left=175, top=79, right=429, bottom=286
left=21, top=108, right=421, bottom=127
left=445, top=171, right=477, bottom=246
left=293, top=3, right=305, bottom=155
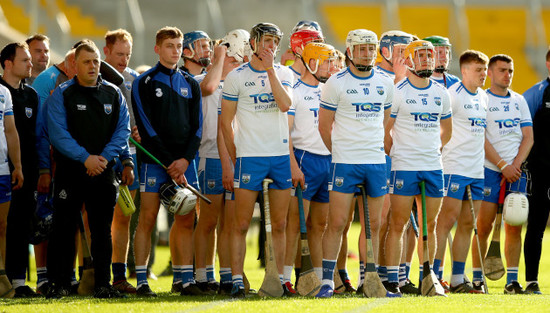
left=500, top=163, right=508, bottom=171
left=265, top=66, right=273, bottom=70
left=122, top=159, right=134, bottom=169
left=496, top=159, right=505, bottom=168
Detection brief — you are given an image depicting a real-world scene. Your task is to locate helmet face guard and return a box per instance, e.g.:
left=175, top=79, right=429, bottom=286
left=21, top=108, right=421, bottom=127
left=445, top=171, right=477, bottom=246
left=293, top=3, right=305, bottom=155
left=250, top=23, right=283, bottom=57
left=404, top=41, right=435, bottom=78
left=160, top=183, right=197, bottom=216
left=183, top=31, right=212, bottom=67
left=302, top=42, right=338, bottom=83
left=346, top=29, right=378, bottom=72
left=423, top=36, right=452, bottom=73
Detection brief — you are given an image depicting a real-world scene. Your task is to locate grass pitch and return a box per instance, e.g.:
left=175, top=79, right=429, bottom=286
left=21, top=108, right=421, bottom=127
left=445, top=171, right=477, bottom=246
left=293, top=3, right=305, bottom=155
left=3, top=222, right=550, bottom=313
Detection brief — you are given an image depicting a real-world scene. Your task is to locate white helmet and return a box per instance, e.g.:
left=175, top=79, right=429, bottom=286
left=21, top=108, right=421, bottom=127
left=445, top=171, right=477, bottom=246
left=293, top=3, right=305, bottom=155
left=503, top=192, right=529, bottom=226
left=346, top=29, right=378, bottom=71
left=160, top=183, right=197, bottom=216
left=220, top=29, right=251, bottom=63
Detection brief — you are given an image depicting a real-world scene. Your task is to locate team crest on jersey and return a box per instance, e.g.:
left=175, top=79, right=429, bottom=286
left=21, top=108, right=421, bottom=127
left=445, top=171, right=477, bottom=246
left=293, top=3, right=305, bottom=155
left=59, top=189, right=67, bottom=200
left=155, top=88, right=163, bottom=97
left=335, top=177, right=344, bottom=187
left=147, top=177, right=157, bottom=187
left=434, top=97, right=442, bottom=106
left=180, top=88, right=188, bottom=97
left=25, top=107, right=32, bottom=118
left=515, top=103, right=519, bottom=111
left=104, top=104, right=113, bottom=114
left=483, top=186, right=491, bottom=197
left=208, top=179, right=216, bottom=189
left=124, top=81, right=132, bottom=91
left=450, top=183, right=460, bottom=193
left=0, top=95, right=4, bottom=104
left=395, top=179, right=404, bottom=190
left=242, top=174, right=251, bottom=184
left=376, top=86, right=384, bottom=95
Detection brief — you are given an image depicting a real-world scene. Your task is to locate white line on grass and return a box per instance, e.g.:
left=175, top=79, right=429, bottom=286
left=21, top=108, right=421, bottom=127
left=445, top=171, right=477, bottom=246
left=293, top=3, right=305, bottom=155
left=343, top=298, right=392, bottom=313
left=175, top=299, right=236, bottom=313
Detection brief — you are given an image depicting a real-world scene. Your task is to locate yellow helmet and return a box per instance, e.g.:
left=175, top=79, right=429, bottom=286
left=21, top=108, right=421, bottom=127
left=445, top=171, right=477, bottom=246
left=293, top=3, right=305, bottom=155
left=302, top=42, right=338, bottom=82
left=403, top=40, right=435, bottom=78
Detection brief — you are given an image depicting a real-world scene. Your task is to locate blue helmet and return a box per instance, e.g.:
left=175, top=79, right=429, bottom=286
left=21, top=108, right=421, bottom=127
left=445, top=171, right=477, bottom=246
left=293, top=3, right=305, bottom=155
left=379, top=30, right=413, bottom=64
left=183, top=30, right=211, bottom=67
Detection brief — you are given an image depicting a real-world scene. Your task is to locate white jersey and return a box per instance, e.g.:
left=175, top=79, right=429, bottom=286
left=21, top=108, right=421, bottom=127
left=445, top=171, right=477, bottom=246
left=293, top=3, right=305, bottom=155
left=0, top=85, right=13, bottom=176
left=195, top=74, right=223, bottom=159
left=484, top=89, right=532, bottom=172
left=442, top=83, right=488, bottom=178
left=289, top=66, right=301, bottom=84
left=390, top=78, right=452, bottom=171
left=289, top=79, right=329, bottom=155
left=320, top=68, right=393, bottom=164
left=376, top=66, right=395, bottom=81
left=222, top=63, right=294, bottom=157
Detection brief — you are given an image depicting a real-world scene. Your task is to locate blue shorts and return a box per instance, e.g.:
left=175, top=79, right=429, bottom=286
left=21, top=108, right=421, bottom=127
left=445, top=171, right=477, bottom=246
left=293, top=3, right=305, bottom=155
left=389, top=170, right=445, bottom=198
left=328, top=163, right=388, bottom=198
left=0, top=175, right=11, bottom=204
left=443, top=174, right=484, bottom=201
left=386, top=155, right=392, bottom=184
left=140, top=163, right=170, bottom=193
left=290, top=149, right=330, bottom=203
left=482, top=167, right=529, bottom=203
left=234, top=156, right=292, bottom=191
left=114, top=153, right=140, bottom=191
left=198, top=158, right=224, bottom=195
left=185, top=158, right=200, bottom=191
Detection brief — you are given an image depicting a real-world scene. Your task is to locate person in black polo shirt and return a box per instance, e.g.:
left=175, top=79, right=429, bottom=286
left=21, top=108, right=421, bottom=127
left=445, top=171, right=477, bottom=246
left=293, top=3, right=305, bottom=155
left=0, top=42, right=39, bottom=298
left=45, top=40, right=132, bottom=299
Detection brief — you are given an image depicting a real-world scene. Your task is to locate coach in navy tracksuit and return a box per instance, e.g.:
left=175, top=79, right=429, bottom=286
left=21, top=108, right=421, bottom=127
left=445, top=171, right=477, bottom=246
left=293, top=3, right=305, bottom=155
left=45, top=41, right=132, bottom=298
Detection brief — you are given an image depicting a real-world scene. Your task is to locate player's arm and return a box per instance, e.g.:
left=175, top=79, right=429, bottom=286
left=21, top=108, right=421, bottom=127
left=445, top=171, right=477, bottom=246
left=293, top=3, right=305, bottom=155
left=440, top=116, right=452, bottom=147
left=512, top=126, right=534, bottom=170
left=384, top=117, right=395, bottom=155
left=318, top=107, right=334, bottom=153
left=200, top=45, right=226, bottom=96
left=485, top=138, right=521, bottom=183
left=220, top=98, right=237, bottom=164
left=36, top=96, right=52, bottom=193
left=258, top=49, right=292, bottom=112
left=217, top=108, right=234, bottom=192
left=287, top=114, right=304, bottom=188
left=4, top=114, right=23, bottom=190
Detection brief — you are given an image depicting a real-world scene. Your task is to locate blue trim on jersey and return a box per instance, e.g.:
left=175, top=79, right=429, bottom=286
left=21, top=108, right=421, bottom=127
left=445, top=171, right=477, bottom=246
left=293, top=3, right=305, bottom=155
left=457, top=82, right=478, bottom=96
left=520, top=121, right=533, bottom=127
left=296, top=79, right=318, bottom=89
left=347, top=67, right=374, bottom=80
left=222, top=94, right=238, bottom=101
left=390, top=113, right=397, bottom=118
left=384, top=103, right=392, bottom=110
left=441, top=113, right=452, bottom=120
left=4, top=111, right=13, bottom=116
left=407, top=78, right=432, bottom=90
left=289, top=66, right=300, bottom=76
left=376, top=66, right=394, bottom=76
left=396, top=79, right=409, bottom=90
left=486, top=89, right=510, bottom=98
left=320, top=102, right=337, bottom=111
left=248, top=63, right=265, bottom=73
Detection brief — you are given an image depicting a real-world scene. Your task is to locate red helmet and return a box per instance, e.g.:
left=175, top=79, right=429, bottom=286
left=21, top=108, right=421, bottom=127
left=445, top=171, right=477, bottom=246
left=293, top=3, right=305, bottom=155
left=290, top=29, right=324, bottom=56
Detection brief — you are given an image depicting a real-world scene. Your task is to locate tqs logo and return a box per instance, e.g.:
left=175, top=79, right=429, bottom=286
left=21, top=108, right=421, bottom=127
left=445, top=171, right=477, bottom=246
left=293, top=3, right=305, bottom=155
left=468, top=117, right=486, bottom=127
left=309, top=107, right=319, bottom=117
left=410, top=112, right=439, bottom=122
left=352, top=103, right=381, bottom=112
left=249, top=93, right=274, bottom=104
left=494, top=118, right=520, bottom=129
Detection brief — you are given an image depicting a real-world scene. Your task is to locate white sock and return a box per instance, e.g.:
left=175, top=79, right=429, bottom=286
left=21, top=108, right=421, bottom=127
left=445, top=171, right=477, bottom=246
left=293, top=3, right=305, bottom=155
left=196, top=267, right=207, bottom=283
left=451, top=274, right=464, bottom=287
left=314, top=267, right=322, bottom=281
left=283, top=266, right=293, bottom=284
left=322, top=279, right=335, bottom=289
left=12, top=279, right=25, bottom=288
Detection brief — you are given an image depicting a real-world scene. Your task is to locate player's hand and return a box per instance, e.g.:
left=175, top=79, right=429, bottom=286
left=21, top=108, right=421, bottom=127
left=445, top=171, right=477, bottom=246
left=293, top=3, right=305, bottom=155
left=131, top=126, right=141, bottom=143
left=501, top=163, right=521, bottom=183
left=85, top=155, right=108, bottom=176
left=173, top=173, right=188, bottom=186
left=214, top=44, right=227, bottom=62
left=121, top=166, right=135, bottom=186
left=167, top=158, right=189, bottom=181
left=393, top=56, right=407, bottom=82
left=37, top=173, right=51, bottom=193
left=221, top=162, right=234, bottom=192
left=11, top=167, right=23, bottom=190
left=259, top=48, right=275, bottom=70
left=291, top=162, right=305, bottom=188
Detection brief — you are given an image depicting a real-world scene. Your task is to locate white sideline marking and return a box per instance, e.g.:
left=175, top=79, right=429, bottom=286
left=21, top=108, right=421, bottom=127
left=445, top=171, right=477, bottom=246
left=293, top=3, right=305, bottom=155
left=343, top=298, right=392, bottom=313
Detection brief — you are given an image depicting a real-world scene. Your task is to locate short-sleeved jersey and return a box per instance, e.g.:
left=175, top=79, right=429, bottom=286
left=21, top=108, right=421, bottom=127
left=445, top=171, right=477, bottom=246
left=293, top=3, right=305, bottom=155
left=196, top=73, right=223, bottom=159
left=222, top=63, right=293, bottom=158
left=289, top=65, right=301, bottom=85
left=0, top=85, right=14, bottom=175
left=376, top=66, right=395, bottom=81
left=120, top=67, right=139, bottom=128
left=431, top=73, right=460, bottom=89
left=484, top=89, right=532, bottom=172
left=390, top=78, right=452, bottom=171
left=442, top=83, right=488, bottom=178
left=320, top=68, right=393, bottom=164
left=289, top=79, right=329, bottom=155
